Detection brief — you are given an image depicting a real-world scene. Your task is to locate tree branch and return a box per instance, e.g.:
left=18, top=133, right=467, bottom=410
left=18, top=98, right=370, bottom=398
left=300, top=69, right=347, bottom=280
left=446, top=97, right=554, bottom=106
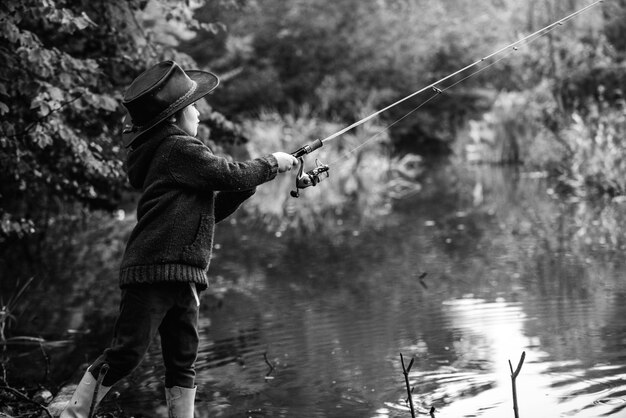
left=7, top=93, right=84, bottom=140
left=508, top=351, right=526, bottom=418
left=400, top=352, right=416, bottom=418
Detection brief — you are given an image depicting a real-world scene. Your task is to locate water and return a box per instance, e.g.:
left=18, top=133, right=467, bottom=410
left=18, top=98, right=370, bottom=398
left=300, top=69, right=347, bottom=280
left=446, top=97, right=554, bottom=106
left=7, top=164, right=626, bottom=417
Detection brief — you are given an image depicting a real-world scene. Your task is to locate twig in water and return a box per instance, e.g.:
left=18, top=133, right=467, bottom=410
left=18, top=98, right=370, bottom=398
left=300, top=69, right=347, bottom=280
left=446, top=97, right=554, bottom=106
left=508, top=351, right=526, bottom=418
left=418, top=272, right=428, bottom=289
left=263, top=351, right=275, bottom=380
left=400, top=353, right=416, bottom=418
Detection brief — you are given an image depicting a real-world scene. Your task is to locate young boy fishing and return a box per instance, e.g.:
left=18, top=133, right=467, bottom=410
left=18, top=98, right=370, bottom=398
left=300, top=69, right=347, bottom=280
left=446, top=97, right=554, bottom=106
left=60, top=60, right=298, bottom=418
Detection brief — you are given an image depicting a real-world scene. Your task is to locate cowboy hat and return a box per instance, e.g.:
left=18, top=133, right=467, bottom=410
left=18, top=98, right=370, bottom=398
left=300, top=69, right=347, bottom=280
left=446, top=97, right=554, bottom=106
left=121, top=60, right=219, bottom=148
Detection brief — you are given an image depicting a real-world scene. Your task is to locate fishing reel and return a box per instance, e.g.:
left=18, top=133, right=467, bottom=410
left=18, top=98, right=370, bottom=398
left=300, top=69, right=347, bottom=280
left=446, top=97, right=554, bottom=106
left=289, top=138, right=328, bottom=198
left=290, top=159, right=329, bottom=198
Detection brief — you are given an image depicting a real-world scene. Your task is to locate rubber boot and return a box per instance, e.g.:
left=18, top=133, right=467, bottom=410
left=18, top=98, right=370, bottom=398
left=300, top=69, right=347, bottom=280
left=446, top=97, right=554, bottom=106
left=165, top=386, right=196, bottom=418
left=60, top=369, right=111, bottom=418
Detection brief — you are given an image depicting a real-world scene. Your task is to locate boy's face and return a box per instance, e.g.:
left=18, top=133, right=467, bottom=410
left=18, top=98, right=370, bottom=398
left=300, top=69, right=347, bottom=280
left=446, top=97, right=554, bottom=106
left=178, top=103, right=200, bottom=137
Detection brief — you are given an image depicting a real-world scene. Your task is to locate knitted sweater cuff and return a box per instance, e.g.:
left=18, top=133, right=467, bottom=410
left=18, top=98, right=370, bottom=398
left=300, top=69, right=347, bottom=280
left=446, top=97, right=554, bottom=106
left=264, top=154, right=279, bottom=180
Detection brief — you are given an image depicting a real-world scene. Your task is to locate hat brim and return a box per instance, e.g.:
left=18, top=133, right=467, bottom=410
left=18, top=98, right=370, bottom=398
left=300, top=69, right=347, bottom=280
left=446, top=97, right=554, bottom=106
left=122, top=70, right=219, bottom=148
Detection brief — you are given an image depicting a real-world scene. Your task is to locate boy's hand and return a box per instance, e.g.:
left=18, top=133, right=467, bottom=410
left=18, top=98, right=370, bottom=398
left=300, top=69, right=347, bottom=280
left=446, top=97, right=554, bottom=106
left=272, top=152, right=299, bottom=173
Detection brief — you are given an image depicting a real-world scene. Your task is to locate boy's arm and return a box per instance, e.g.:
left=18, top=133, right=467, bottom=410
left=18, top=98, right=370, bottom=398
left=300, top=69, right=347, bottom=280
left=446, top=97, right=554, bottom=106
left=168, top=138, right=279, bottom=191
left=214, top=188, right=256, bottom=223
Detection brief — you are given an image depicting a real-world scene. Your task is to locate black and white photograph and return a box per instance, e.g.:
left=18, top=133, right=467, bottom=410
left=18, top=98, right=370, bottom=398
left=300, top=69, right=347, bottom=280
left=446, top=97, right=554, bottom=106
left=1, top=0, right=625, bottom=417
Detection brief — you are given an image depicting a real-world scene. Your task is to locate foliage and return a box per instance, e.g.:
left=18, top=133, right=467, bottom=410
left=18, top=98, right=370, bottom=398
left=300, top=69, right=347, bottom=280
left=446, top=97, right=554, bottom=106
left=453, top=0, right=626, bottom=199
left=563, top=101, right=626, bottom=196
left=456, top=84, right=566, bottom=167
left=461, top=82, right=626, bottom=196
left=602, top=0, right=626, bottom=56
left=559, top=64, right=626, bottom=112
left=183, top=0, right=624, bottom=163
left=0, top=0, right=244, bottom=245
left=1, top=0, right=125, bottom=242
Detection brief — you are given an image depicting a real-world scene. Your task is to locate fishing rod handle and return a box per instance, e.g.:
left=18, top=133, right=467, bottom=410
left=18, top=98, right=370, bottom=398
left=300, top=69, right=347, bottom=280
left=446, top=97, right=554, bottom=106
left=291, top=138, right=323, bottom=158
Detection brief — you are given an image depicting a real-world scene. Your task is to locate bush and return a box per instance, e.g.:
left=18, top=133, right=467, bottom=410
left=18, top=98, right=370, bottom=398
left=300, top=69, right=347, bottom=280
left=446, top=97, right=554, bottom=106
left=456, top=81, right=570, bottom=168
left=563, top=100, right=626, bottom=196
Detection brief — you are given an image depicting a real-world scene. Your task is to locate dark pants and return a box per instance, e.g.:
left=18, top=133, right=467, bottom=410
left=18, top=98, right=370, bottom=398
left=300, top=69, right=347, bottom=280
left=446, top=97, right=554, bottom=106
left=90, top=282, right=200, bottom=388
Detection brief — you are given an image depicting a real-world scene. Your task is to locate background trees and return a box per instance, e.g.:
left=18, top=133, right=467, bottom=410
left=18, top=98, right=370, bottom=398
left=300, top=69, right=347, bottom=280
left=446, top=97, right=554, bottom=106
left=185, top=0, right=518, bottom=152
left=184, top=0, right=621, bottom=157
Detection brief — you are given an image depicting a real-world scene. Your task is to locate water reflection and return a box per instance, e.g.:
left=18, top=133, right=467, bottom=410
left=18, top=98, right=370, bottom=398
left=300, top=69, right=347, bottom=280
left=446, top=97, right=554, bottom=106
left=9, top=164, right=626, bottom=417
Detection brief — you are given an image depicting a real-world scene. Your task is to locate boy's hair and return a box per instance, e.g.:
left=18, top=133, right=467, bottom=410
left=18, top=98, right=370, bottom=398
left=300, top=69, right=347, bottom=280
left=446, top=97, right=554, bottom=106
left=128, top=105, right=191, bottom=150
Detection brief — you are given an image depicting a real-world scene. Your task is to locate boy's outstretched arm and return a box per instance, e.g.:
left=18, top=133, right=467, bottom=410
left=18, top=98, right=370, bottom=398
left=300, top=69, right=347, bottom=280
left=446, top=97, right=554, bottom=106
left=168, top=139, right=298, bottom=191
left=212, top=152, right=298, bottom=223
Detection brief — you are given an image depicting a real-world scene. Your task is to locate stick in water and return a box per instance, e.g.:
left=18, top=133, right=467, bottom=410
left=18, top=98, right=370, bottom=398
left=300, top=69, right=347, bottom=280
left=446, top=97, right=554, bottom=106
left=508, top=351, right=526, bottom=418
left=400, top=353, right=416, bottom=418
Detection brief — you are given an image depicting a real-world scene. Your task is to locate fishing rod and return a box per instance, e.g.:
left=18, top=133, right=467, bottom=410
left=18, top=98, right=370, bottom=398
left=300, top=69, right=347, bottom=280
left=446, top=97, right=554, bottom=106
left=288, top=0, right=604, bottom=197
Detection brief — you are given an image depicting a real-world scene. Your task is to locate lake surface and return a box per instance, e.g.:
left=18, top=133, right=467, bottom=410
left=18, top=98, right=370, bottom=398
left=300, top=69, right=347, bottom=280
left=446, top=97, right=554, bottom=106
left=9, top=164, right=626, bottom=417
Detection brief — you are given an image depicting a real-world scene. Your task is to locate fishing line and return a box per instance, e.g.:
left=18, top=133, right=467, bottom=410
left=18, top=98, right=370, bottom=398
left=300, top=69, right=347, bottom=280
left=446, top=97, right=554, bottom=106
left=325, top=4, right=592, bottom=170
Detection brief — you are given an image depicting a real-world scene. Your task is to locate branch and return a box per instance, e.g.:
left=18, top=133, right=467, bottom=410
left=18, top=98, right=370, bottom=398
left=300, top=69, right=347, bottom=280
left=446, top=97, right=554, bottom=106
left=508, top=350, right=526, bottom=378
left=7, top=93, right=85, bottom=140
left=508, top=351, right=526, bottom=418
left=400, top=353, right=416, bottom=418
left=263, top=351, right=275, bottom=380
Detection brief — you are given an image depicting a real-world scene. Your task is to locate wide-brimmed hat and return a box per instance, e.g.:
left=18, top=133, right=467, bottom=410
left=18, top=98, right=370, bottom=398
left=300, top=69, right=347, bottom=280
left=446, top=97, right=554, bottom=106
left=121, top=60, right=219, bottom=147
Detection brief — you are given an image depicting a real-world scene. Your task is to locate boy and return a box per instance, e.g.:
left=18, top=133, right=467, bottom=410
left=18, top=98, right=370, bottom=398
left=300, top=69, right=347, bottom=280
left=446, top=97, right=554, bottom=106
left=61, top=60, right=298, bottom=418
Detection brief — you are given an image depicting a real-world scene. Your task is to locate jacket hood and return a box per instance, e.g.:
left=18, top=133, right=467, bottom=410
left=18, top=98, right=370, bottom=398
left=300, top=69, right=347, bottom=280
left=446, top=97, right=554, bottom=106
left=125, top=124, right=188, bottom=189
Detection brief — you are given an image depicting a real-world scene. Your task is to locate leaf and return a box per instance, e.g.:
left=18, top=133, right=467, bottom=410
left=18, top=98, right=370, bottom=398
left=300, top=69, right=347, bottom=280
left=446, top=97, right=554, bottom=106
left=73, top=15, right=91, bottom=30
left=59, top=72, right=73, bottom=88
left=48, top=86, right=64, bottom=102
left=0, top=102, right=8, bottom=115
left=201, top=22, right=227, bottom=34
left=98, top=96, right=119, bottom=112
left=1, top=121, right=16, bottom=137
left=79, top=11, right=97, bottom=28
left=86, top=93, right=118, bottom=112
left=31, top=125, right=53, bottom=148
left=1, top=21, right=21, bottom=43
